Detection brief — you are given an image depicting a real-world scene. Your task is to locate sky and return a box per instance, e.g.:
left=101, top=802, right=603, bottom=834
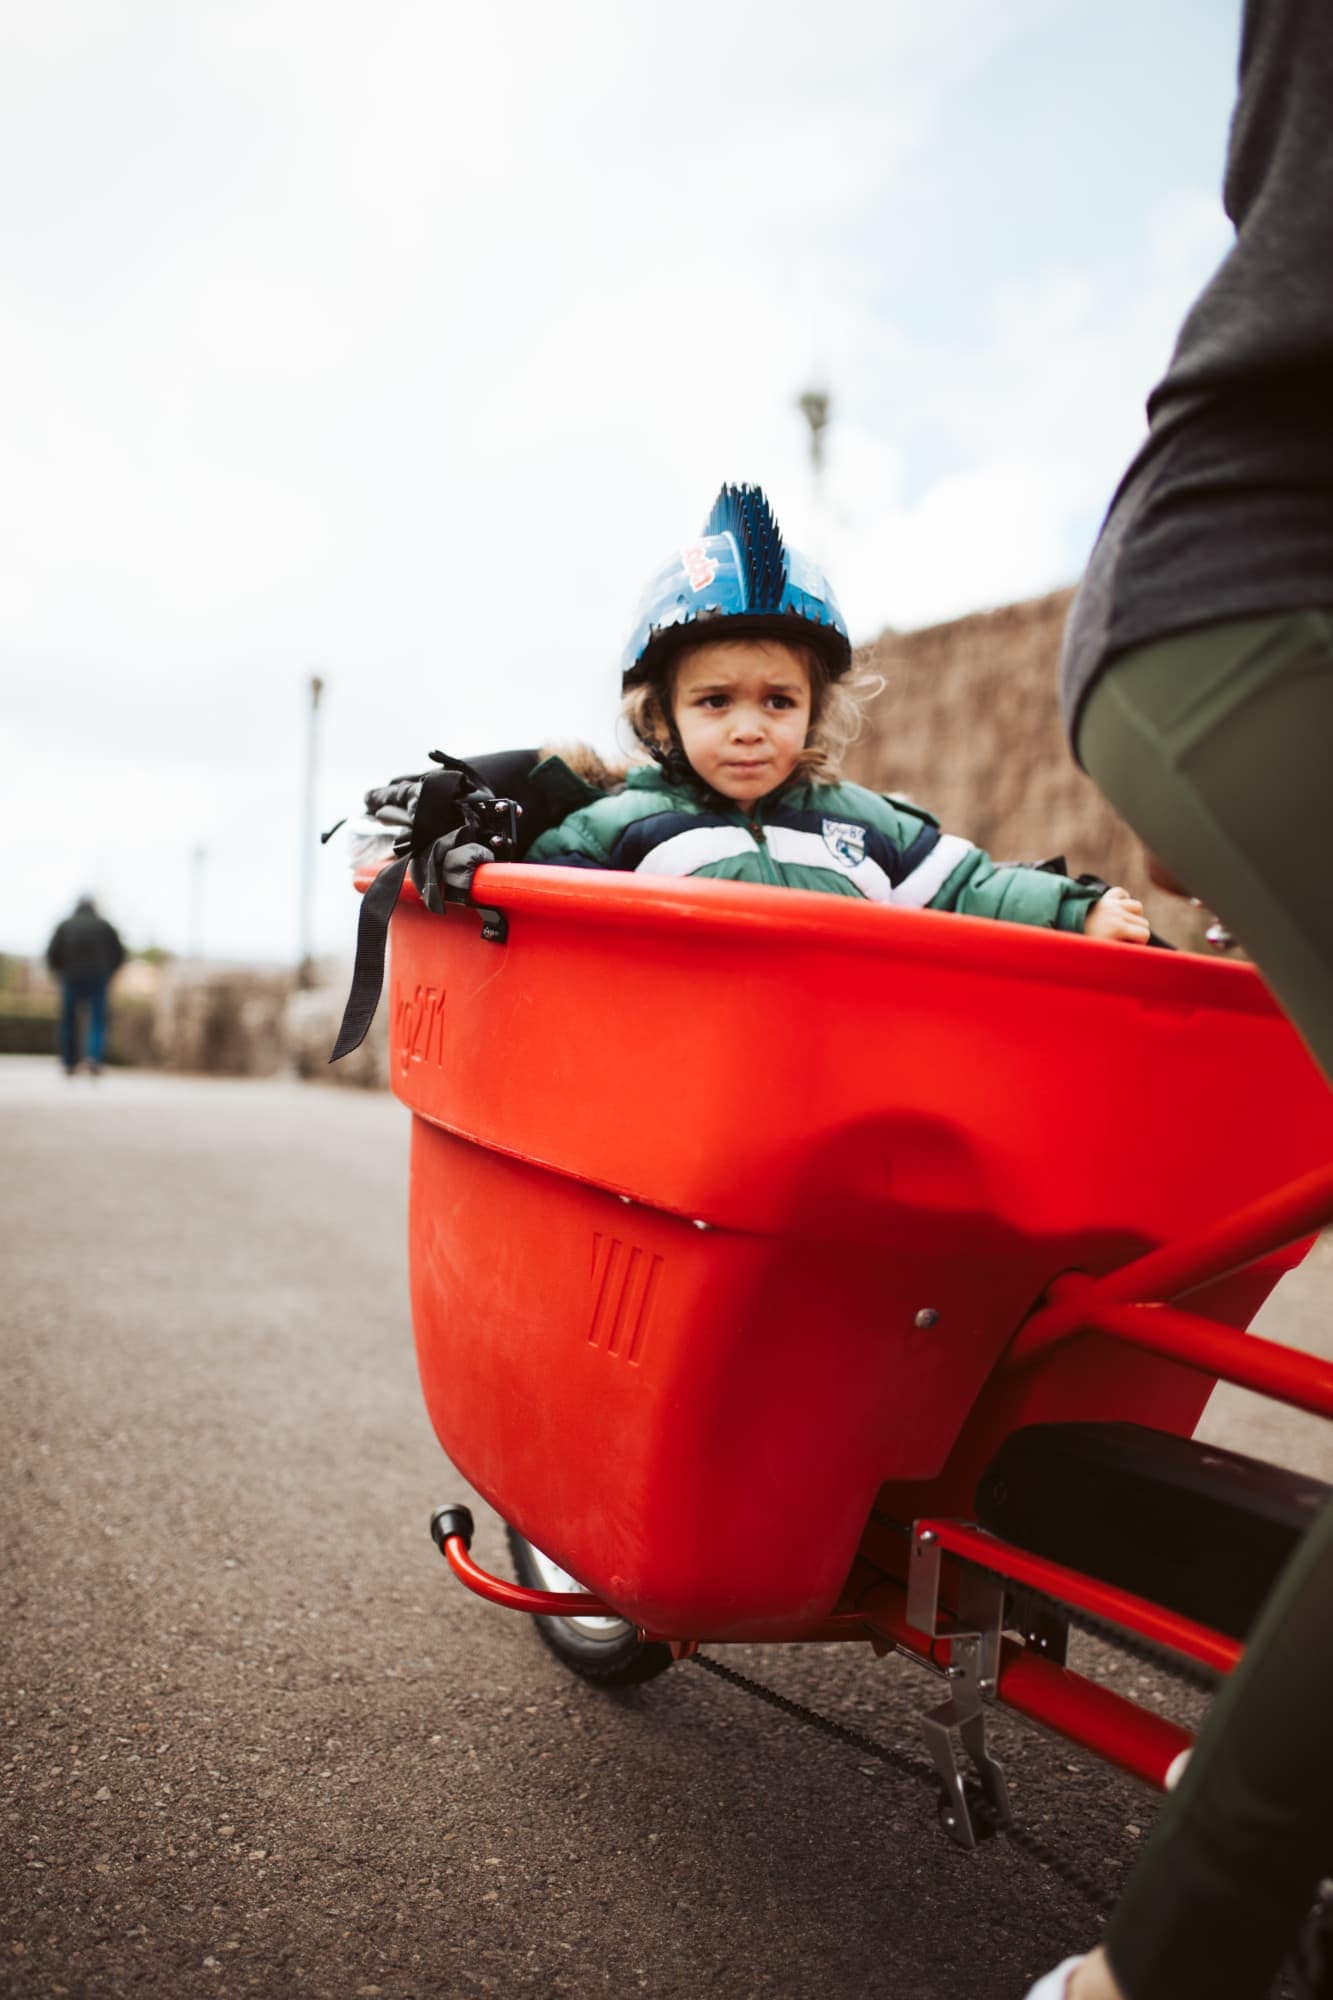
left=1, top=0, right=1240, bottom=965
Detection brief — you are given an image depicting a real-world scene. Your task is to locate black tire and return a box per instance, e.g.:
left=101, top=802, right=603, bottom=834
left=505, top=1526, right=675, bottom=1687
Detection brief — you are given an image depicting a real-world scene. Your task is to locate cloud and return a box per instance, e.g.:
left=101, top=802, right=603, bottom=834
left=0, top=0, right=1236, bottom=960
left=813, top=183, right=1234, bottom=634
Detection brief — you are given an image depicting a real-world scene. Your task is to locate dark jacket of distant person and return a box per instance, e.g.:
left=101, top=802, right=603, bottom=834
left=45, top=899, right=127, bottom=984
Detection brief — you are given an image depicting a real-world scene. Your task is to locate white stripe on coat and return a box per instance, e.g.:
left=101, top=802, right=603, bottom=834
left=892, top=832, right=977, bottom=908
left=633, top=826, right=759, bottom=875
left=631, top=817, right=977, bottom=907
left=762, top=826, right=898, bottom=902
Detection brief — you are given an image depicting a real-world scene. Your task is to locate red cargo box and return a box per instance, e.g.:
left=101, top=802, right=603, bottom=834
left=387, top=864, right=1332, bottom=1639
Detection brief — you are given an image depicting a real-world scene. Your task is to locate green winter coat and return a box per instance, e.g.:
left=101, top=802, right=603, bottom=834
left=526, top=762, right=1103, bottom=933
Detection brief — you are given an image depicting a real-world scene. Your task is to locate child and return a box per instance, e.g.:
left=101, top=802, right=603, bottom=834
left=527, top=483, right=1151, bottom=947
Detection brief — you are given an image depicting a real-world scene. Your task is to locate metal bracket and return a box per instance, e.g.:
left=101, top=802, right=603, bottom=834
left=906, top=1523, right=946, bottom=1635
left=1010, top=1588, right=1070, bottom=1667
left=907, top=1524, right=1012, bottom=1849
left=440, top=894, right=508, bottom=944
left=436, top=796, right=518, bottom=944
left=472, top=798, right=517, bottom=943
left=921, top=1635, right=1012, bottom=1848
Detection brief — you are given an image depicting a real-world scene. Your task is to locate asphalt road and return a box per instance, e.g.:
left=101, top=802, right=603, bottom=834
left=3, top=1059, right=1329, bottom=2000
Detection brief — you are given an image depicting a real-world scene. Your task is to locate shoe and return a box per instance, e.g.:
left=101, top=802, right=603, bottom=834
left=1024, top=1958, right=1085, bottom=2000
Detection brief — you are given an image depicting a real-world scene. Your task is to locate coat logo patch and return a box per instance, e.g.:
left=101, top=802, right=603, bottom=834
left=822, top=818, right=865, bottom=869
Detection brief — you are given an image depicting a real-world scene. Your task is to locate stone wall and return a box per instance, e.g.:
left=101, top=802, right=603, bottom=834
left=147, top=965, right=387, bottom=1086
left=3, top=955, right=386, bottom=1083
left=286, top=979, right=389, bottom=1090
left=146, top=967, right=296, bottom=1076
left=846, top=590, right=1213, bottom=949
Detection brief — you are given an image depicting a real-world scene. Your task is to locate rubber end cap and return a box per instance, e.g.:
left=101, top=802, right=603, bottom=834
left=430, top=1504, right=475, bottom=1552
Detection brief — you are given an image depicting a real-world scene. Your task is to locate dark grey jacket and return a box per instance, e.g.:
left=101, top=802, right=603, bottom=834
left=1061, top=0, right=1333, bottom=745
left=46, top=903, right=126, bottom=983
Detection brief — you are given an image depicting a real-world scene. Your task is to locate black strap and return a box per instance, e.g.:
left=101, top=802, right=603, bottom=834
left=329, top=853, right=411, bottom=1060
left=329, top=757, right=496, bottom=1063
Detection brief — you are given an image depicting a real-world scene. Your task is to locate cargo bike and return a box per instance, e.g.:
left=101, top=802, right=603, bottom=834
left=362, top=845, right=1333, bottom=1850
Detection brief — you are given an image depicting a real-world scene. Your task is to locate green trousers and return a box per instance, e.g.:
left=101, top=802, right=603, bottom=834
left=1078, top=609, right=1333, bottom=1081
left=1099, top=1491, right=1333, bottom=1998
left=1078, top=612, right=1333, bottom=1998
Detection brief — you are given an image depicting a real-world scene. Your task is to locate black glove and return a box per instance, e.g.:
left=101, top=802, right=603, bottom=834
left=362, top=774, right=427, bottom=827
left=330, top=751, right=520, bottom=1062
left=411, top=833, right=496, bottom=914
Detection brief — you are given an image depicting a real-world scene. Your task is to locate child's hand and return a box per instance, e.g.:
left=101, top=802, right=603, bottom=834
left=1085, top=886, right=1151, bottom=945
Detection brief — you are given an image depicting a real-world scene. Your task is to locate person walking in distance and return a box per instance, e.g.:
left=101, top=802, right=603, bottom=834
left=45, top=896, right=126, bottom=1077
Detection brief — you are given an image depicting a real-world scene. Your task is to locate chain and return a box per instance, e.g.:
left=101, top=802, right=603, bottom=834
left=691, top=1649, right=940, bottom=1790
left=691, top=1652, right=1118, bottom=1917
left=692, top=1646, right=1333, bottom=1997
left=687, top=1526, right=1240, bottom=1923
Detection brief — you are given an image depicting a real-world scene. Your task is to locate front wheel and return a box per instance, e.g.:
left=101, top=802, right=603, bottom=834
left=505, top=1527, right=674, bottom=1687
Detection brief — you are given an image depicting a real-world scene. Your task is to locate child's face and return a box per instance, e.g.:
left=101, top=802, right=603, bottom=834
left=670, top=639, right=813, bottom=804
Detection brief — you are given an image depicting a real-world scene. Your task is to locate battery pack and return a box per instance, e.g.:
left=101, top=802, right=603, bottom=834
left=975, top=1422, right=1330, bottom=1641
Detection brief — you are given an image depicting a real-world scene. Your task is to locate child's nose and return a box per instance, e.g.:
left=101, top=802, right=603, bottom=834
left=731, top=709, right=764, bottom=739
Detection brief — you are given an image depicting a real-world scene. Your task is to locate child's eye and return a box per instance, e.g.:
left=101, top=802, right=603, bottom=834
left=697, top=693, right=730, bottom=710
left=767, top=693, right=797, bottom=709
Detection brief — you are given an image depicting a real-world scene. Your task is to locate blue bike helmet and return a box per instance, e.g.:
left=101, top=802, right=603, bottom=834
left=621, top=483, right=852, bottom=690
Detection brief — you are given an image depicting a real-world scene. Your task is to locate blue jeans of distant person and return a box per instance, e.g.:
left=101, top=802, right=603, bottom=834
left=59, top=977, right=109, bottom=1072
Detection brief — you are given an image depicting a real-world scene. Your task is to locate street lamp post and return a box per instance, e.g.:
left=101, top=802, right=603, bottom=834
left=797, top=385, right=831, bottom=558
left=298, top=673, right=325, bottom=988
left=187, top=842, right=207, bottom=964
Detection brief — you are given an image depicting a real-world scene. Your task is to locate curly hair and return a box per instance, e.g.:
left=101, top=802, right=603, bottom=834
left=620, top=636, right=880, bottom=784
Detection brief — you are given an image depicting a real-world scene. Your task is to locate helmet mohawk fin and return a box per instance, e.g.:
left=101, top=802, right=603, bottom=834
left=702, top=483, right=787, bottom=614
left=620, top=481, right=850, bottom=687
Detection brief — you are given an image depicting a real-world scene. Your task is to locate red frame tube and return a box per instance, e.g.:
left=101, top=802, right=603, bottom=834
left=996, top=1640, right=1192, bottom=1789
left=1008, top=1161, right=1333, bottom=1375
left=1082, top=1303, right=1333, bottom=1421
left=439, top=1533, right=616, bottom=1616
left=913, top=1518, right=1241, bottom=1676
left=437, top=1526, right=1203, bottom=1788
left=856, top=1574, right=1195, bottom=1789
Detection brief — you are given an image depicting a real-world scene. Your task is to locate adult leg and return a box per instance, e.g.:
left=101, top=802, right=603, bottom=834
left=1077, top=608, right=1333, bottom=1080
left=58, top=981, right=79, bottom=1074
left=1073, top=612, right=1333, bottom=1998
left=85, top=980, right=109, bottom=1070
left=1099, top=1493, right=1333, bottom=2000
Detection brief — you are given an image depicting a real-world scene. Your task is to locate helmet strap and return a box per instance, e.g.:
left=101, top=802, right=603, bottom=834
left=636, top=678, right=695, bottom=788
left=645, top=733, right=693, bottom=788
